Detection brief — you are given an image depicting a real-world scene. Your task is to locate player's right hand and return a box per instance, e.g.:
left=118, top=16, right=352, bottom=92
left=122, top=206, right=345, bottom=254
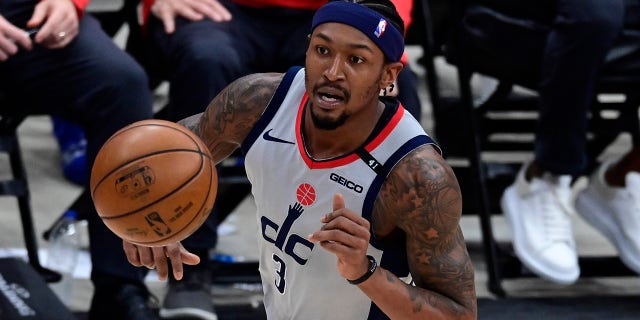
left=151, top=0, right=232, bottom=34
left=0, top=15, right=32, bottom=61
left=123, top=240, right=201, bottom=281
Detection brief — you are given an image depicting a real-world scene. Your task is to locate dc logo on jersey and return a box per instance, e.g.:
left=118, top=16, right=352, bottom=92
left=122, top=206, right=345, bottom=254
left=374, top=18, right=387, bottom=38
left=260, top=184, right=317, bottom=267
left=260, top=201, right=314, bottom=265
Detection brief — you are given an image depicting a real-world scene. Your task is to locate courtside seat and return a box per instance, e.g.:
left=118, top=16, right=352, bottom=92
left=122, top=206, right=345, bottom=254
left=0, top=93, right=61, bottom=283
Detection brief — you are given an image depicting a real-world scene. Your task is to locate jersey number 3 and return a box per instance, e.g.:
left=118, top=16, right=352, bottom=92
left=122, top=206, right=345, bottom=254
left=261, top=202, right=315, bottom=294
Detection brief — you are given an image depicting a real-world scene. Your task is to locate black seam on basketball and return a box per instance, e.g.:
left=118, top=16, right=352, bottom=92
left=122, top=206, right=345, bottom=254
left=91, top=148, right=212, bottom=201
left=100, top=122, right=184, bottom=150
left=92, top=120, right=211, bottom=199
left=100, top=122, right=205, bottom=160
left=99, top=150, right=207, bottom=220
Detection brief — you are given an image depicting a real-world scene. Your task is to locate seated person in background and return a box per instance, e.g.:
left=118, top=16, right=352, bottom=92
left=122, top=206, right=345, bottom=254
left=0, top=0, right=156, bottom=319
left=138, top=0, right=424, bottom=318
left=124, top=1, right=477, bottom=319
left=489, top=0, right=640, bottom=284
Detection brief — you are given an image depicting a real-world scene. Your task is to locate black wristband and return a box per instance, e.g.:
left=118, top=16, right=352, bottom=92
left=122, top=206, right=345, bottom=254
left=347, top=255, right=377, bottom=285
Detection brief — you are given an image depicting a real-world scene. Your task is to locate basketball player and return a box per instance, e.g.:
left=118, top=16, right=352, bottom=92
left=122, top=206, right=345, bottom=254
left=124, top=1, right=477, bottom=318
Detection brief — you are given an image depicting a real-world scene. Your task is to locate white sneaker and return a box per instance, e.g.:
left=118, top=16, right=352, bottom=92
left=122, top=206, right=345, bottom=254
left=575, top=159, right=640, bottom=274
left=501, top=162, right=580, bottom=284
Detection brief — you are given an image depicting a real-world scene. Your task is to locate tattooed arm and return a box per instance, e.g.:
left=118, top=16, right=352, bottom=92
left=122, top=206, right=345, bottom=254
left=178, top=72, right=283, bottom=164
left=123, top=72, right=283, bottom=281
left=366, top=144, right=477, bottom=319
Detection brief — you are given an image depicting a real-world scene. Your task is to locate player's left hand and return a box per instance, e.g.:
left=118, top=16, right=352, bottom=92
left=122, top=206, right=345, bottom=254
left=308, top=193, right=372, bottom=281
left=27, top=0, right=79, bottom=49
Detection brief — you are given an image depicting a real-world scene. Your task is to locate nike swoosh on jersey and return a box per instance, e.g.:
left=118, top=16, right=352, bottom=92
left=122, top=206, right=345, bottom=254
left=262, top=129, right=295, bottom=145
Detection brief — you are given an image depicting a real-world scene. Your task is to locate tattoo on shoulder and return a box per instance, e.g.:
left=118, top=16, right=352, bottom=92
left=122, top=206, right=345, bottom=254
left=199, top=73, right=283, bottom=143
left=377, top=145, right=461, bottom=233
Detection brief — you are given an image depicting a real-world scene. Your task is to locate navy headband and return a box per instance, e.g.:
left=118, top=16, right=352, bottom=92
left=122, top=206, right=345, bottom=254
left=311, top=1, right=404, bottom=62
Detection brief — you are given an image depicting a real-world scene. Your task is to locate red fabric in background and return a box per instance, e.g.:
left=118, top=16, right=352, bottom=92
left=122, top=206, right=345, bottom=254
left=72, top=0, right=89, bottom=11
left=139, top=0, right=413, bottom=64
left=141, top=0, right=413, bottom=30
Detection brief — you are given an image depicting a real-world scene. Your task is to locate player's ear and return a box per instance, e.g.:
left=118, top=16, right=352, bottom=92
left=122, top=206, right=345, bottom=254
left=380, top=61, right=403, bottom=91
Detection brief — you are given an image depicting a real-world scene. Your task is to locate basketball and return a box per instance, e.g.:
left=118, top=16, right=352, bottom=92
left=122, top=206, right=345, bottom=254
left=90, top=119, right=217, bottom=247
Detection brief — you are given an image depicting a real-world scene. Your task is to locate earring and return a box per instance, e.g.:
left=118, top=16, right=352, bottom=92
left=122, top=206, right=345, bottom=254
left=382, top=83, right=395, bottom=96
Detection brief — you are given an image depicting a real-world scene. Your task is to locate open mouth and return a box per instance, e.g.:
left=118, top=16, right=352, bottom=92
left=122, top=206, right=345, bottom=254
left=319, top=92, right=344, bottom=102
left=316, top=86, right=347, bottom=106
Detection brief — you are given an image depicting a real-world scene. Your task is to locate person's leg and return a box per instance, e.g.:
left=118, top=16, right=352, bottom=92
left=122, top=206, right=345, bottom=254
left=270, top=6, right=314, bottom=71
left=146, top=3, right=267, bottom=319
left=605, top=146, right=640, bottom=186
left=500, top=0, right=625, bottom=285
left=575, top=143, right=640, bottom=274
left=534, top=0, right=624, bottom=175
left=59, top=16, right=156, bottom=318
left=147, top=3, right=263, bottom=122
left=0, top=7, right=155, bottom=317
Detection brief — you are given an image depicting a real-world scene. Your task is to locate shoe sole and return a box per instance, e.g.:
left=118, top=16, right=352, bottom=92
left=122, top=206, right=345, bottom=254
left=501, top=186, right=580, bottom=285
left=159, top=307, right=218, bottom=320
left=575, top=190, right=640, bottom=274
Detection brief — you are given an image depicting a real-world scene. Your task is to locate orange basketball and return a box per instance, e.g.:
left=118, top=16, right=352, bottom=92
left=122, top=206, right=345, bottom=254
left=90, top=119, right=217, bottom=247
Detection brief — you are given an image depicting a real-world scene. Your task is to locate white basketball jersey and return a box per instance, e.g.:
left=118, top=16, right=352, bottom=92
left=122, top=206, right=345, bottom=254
left=240, top=67, right=438, bottom=320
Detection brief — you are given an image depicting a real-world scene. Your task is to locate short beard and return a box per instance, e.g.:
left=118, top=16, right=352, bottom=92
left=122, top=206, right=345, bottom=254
left=310, top=109, right=349, bottom=130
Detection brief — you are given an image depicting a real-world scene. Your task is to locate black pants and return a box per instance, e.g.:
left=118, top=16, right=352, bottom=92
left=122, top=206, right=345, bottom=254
left=1, top=0, right=154, bottom=285
left=475, top=0, right=626, bottom=174
left=535, top=0, right=625, bottom=175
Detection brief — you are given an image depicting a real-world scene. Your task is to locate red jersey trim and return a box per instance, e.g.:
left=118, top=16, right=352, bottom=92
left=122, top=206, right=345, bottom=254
left=295, top=93, right=405, bottom=169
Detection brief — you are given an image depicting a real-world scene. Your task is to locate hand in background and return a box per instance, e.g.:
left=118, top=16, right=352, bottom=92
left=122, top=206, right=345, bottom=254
left=0, top=15, right=32, bottom=61
left=27, top=0, right=79, bottom=49
left=151, top=0, right=232, bottom=34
